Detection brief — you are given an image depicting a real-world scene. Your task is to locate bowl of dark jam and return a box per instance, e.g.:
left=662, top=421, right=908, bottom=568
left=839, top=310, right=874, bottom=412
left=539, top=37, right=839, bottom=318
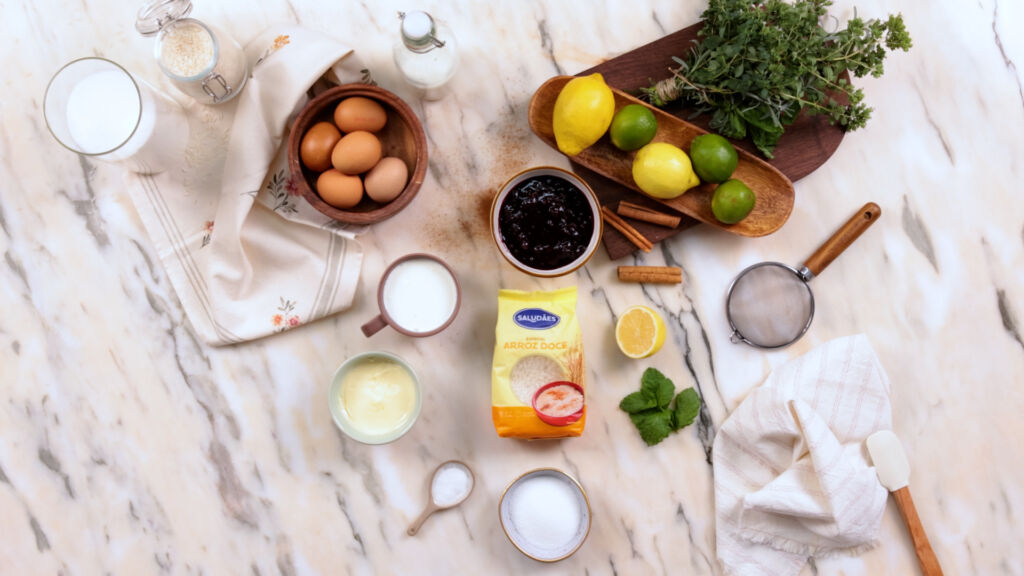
left=491, top=167, right=603, bottom=277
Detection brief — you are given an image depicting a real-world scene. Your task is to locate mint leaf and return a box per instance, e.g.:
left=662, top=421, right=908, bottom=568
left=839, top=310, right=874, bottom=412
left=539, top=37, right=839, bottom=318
left=623, top=369, right=696, bottom=447
left=620, top=391, right=657, bottom=414
left=629, top=411, right=674, bottom=446
left=640, top=368, right=675, bottom=409
left=673, top=388, right=701, bottom=431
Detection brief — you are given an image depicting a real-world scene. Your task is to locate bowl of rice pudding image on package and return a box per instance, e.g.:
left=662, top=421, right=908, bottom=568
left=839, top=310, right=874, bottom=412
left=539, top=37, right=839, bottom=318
left=492, top=287, right=585, bottom=439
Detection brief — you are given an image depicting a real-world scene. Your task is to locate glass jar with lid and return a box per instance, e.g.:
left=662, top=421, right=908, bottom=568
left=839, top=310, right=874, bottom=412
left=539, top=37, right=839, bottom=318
left=136, top=0, right=248, bottom=105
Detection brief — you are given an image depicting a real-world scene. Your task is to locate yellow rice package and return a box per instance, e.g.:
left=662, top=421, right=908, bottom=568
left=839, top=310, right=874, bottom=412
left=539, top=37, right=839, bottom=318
left=492, top=287, right=585, bottom=439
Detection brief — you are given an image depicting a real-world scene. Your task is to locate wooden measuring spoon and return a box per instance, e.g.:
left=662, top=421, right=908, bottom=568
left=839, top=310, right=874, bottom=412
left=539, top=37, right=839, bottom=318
left=407, top=460, right=475, bottom=536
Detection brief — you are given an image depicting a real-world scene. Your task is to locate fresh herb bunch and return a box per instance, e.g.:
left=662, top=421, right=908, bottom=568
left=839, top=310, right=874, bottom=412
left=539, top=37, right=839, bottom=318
left=643, top=0, right=912, bottom=157
left=620, top=368, right=701, bottom=446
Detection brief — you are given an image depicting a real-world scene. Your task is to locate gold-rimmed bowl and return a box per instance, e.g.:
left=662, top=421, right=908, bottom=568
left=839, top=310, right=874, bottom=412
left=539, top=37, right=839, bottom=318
left=490, top=166, right=603, bottom=278
left=498, top=467, right=592, bottom=562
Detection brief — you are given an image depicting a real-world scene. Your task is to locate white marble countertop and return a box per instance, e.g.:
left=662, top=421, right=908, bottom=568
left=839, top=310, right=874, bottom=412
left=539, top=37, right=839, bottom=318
left=2, top=0, right=1023, bottom=574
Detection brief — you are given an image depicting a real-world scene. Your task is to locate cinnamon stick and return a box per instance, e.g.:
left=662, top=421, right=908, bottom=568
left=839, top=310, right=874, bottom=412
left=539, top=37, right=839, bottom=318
left=618, top=266, right=682, bottom=284
left=601, top=206, right=652, bottom=253
left=617, top=201, right=681, bottom=228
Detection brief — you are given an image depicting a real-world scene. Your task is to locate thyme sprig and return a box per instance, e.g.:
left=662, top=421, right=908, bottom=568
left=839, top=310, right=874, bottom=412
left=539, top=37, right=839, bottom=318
left=644, top=0, right=911, bottom=157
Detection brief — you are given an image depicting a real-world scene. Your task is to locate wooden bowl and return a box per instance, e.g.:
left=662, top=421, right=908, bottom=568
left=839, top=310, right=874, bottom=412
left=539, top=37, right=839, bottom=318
left=528, top=75, right=794, bottom=237
left=287, top=85, right=427, bottom=225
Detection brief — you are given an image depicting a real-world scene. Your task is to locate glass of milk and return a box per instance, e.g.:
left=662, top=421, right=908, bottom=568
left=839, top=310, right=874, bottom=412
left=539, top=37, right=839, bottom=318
left=361, top=253, right=461, bottom=337
left=43, top=57, right=189, bottom=173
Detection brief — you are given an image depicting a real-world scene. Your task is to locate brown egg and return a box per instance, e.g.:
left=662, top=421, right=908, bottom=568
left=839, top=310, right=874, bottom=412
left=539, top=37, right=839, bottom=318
left=300, top=122, right=342, bottom=172
left=316, top=169, right=363, bottom=209
left=331, top=131, right=382, bottom=175
left=364, top=157, right=409, bottom=204
left=334, top=97, right=387, bottom=133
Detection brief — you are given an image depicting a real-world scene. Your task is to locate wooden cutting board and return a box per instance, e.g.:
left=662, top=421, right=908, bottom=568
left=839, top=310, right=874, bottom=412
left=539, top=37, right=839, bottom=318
left=574, top=22, right=846, bottom=259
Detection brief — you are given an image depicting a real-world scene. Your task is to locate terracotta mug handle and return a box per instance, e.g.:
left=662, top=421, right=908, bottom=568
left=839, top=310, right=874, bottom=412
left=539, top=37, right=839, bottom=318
left=361, top=314, right=389, bottom=337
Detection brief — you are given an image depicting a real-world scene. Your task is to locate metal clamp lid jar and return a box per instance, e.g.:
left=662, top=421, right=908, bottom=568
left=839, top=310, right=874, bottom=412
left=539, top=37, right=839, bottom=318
left=136, top=0, right=248, bottom=105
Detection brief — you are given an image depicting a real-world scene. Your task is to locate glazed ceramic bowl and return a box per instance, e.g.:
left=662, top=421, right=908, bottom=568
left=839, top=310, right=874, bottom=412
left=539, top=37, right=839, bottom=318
left=328, top=351, right=422, bottom=445
left=287, top=84, right=427, bottom=225
left=499, top=468, right=592, bottom=562
left=490, top=166, right=603, bottom=278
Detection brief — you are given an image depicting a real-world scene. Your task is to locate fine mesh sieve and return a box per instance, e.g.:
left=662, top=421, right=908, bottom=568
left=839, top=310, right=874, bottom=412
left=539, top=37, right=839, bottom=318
left=726, top=262, right=815, bottom=348
left=726, top=202, right=881, bottom=349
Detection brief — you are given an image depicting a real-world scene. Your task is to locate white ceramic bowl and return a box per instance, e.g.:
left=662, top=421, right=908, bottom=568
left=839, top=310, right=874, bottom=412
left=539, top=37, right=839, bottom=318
left=490, top=166, right=603, bottom=278
left=328, top=351, right=421, bottom=445
left=499, top=468, right=592, bottom=562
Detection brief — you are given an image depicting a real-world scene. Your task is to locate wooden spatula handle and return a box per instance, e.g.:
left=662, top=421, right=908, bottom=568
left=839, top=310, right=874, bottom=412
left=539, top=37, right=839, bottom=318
left=803, top=202, right=881, bottom=277
left=892, top=487, right=944, bottom=576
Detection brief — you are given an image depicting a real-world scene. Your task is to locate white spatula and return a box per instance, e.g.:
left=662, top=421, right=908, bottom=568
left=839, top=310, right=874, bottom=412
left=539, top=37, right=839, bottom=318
left=866, top=430, right=944, bottom=576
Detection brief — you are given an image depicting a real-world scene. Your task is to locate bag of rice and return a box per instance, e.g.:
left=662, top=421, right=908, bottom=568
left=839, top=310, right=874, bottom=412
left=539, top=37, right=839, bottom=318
left=492, top=287, right=585, bottom=438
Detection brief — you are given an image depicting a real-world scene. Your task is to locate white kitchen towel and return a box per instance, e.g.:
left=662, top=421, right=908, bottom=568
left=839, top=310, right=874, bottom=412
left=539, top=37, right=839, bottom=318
left=125, top=27, right=369, bottom=345
left=713, top=334, right=892, bottom=576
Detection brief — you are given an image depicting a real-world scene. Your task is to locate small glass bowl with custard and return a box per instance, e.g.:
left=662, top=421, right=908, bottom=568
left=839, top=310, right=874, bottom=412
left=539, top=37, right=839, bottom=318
left=328, top=351, right=421, bottom=444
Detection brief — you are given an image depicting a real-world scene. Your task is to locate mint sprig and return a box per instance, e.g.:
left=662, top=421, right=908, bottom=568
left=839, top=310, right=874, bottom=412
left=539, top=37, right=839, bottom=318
left=619, top=368, right=701, bottom=446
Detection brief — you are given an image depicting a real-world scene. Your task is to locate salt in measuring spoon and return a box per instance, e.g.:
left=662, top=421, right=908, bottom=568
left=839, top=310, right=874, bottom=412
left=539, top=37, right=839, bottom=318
left=407, top=460, right=475, bottom=536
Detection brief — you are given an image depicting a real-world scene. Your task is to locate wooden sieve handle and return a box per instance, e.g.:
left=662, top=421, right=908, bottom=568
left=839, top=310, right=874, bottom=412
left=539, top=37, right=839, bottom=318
left=803, top=202, right=881, bottom=278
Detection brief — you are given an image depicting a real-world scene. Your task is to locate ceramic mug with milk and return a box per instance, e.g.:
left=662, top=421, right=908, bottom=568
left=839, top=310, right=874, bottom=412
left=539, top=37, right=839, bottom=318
left=362, top=253, right=461, bottom=337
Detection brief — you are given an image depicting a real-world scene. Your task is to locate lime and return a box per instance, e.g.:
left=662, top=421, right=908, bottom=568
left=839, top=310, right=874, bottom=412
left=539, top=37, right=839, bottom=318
left=553, top=74, right=615, bottom=156
left=711, top=179, right=756, bottom=224
left=632, top=142, right=700, bottom=199
left=610, top=105, right=658, bottom=151
left=689, top=134, right=738, bottom=183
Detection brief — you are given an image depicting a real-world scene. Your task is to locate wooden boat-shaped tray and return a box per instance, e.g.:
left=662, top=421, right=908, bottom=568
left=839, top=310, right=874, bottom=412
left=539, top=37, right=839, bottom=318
left=528, top=22, right=846, bottom=259
left=529, top=75, right=794, bottom=237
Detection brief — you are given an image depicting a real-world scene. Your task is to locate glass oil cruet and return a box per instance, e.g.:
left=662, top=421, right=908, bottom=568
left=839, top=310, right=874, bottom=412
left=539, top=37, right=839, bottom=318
left=393, top=10, right=459, bottom=99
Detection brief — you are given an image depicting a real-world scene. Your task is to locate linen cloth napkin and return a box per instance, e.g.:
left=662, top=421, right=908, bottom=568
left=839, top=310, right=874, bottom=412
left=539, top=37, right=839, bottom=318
left=125, top=26, right=368, bottom=345
left=713, top=334, right=893, bottom=576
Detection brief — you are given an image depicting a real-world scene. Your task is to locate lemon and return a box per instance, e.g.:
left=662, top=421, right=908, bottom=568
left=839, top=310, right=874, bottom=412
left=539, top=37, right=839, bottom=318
left=632, top=142, right=700, bottom=199
left=610, top=104, right=658, bottom=151
left=553, top=74, right=615, bottom=156
left=615, top=305, right=667, bottom=359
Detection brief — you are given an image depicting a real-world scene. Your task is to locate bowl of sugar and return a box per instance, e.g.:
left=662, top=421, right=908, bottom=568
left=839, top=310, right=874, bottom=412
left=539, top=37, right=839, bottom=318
left=499, top=468, right=591, bottom=562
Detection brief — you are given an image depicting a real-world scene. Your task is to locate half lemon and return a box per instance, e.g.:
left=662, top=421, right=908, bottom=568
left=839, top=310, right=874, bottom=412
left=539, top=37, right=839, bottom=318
left=615, top=305, right=666, bottom=359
